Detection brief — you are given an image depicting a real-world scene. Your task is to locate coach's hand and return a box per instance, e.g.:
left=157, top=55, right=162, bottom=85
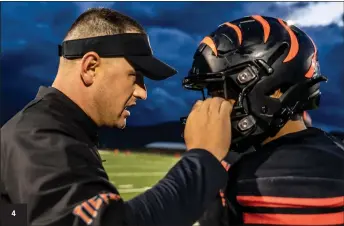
left=184, top=97, right=234, bottom=162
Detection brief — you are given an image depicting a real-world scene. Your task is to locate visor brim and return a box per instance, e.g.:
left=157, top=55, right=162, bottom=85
left=126, top=55, right=177, bottom=81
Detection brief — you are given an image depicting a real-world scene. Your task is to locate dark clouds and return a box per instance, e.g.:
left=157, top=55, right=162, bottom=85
left=1, top=2, right=343, bottom=131
left=110, top=2, right=311, bottom=35
left=309, top=41, right=344, bottom=131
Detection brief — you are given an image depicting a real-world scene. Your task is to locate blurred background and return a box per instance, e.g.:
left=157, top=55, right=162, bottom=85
left=1, top=1, right=343, bottom=200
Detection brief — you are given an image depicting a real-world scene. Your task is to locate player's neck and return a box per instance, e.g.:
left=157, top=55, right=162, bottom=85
left=263, top=120, right=307, bottom=145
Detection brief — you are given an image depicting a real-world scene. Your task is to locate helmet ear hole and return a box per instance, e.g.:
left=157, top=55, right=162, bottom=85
left=264, top=83, right=292, bottom=98
left=267, top=43, right=289, bottom=66
left=269, top=89, right=283, bottom=99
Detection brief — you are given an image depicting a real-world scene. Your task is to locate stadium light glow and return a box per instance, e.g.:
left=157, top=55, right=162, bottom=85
left=287, top=20, right=295, bottom=25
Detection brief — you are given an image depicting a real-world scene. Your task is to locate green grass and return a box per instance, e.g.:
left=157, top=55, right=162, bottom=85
left=99, top=150, right=180, bottom=201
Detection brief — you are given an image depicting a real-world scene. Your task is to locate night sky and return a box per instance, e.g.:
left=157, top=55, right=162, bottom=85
left=1, top=2, right=343, bottom=132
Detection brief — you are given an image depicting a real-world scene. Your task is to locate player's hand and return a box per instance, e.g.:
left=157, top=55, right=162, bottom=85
left=184, top=97, right=234, bottom=162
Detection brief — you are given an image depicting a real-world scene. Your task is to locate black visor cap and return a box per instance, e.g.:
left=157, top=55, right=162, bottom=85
left=58, top=33, right=177, bottom=80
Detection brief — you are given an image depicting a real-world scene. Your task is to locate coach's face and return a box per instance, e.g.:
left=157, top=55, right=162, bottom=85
left=80, top=52, right=147, bottom=129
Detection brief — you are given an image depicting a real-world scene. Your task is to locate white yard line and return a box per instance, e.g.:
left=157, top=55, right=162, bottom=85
left=102, top=157, right=177, bottom=166
left=98, top=151, right=113, bottom=155
left=103, top=165, right=171, bottom=170
left=108, top=172, right=167, bottom=177
left=118, top=184, right=134, bottom=189
left=127, top=159, right=177, bottom=166
left=118, top=187, right=152, bottom=193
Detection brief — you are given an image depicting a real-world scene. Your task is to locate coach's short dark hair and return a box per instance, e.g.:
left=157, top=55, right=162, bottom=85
left=64, top=7, right=146, bottom=41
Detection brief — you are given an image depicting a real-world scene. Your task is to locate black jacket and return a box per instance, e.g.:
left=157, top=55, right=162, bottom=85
left=1, top=86, right=228, bottom=226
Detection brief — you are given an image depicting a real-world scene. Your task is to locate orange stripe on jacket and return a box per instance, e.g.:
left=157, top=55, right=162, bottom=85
left=88, top=199, right=98, bottom=209
left=219, top=160, right=230, bottom=207
left=82, top=202, right=97, bottom=218
left=237, top=196, right=344, bottom=208
left=73, top=205, right=93, bottom=225
left=221, top=160, right=230, bottom=171
left=243, top=212, right=344, bottom=225
left=108, top=193, right=121, bottom=201
left=99, top=194, right=109, bottom=204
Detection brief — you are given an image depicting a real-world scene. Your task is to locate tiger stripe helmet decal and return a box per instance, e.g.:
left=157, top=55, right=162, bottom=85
left=278, top=18, right=300, bottom=63
left=223, top=22, right=243, bottom=45
left=199, top=36, right=218, bottom=56
left=251, top=15, right=271, bottom=43
left=304, top=36, right=318, bottom=78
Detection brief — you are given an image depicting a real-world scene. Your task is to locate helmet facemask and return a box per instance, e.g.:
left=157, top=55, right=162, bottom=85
left=181, top=61, right=266, bottom=152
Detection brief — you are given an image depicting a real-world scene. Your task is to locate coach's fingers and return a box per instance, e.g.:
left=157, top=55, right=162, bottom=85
left=191, top=100, right=203, bottom=112
left=209, top=97, right=225, bottom=114
left=219, top=99, right=235, bottom=116
left=199, top=97, right=212, bottom=113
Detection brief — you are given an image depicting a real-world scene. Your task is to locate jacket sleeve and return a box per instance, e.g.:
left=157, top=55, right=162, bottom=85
left=2, top=128, right=228, bottom=226
left=122, top=149, right=228, bottom=226
left=79, top=149, right=229, bottom=226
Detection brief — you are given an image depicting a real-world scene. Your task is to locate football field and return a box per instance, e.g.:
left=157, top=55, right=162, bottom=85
left=99, top=150, right=180, bottom=201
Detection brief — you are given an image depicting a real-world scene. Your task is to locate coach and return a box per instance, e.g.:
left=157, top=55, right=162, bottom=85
left=0, top=8, right=233, bottom=226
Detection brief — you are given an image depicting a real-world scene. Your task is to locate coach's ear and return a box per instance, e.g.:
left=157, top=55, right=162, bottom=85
left=80, top=51, right=100, bottom=87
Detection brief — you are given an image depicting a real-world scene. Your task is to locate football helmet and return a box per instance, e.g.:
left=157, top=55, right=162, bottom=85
left=181, top=15, right=327, bottom=152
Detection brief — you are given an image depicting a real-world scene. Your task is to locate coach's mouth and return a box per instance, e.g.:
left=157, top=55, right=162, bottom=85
left=125, top=103, right=136, bottom=110
left=123, top=103, right=136, bottom=116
